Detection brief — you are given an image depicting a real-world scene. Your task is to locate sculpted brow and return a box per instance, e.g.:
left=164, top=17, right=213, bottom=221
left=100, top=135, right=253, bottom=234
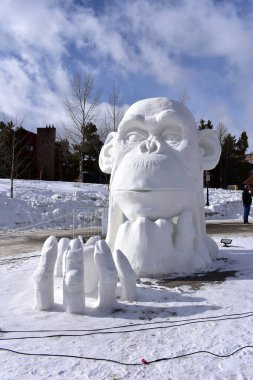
left=118, top=121, right=147, bottom=137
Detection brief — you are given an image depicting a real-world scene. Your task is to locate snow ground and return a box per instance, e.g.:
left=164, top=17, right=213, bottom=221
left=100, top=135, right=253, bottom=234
left=0, top=179, right=253, bottom=379
left=1, top=237, right=253, bottom=380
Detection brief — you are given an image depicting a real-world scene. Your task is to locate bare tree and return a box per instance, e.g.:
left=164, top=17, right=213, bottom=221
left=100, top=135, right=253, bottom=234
left=100, top=82, right=125, bottom=140
left=0, top=120, right=33, bottom=198
left=63, top=73, right=99, bottom=181
left=216, top=122, right=228, bottom=146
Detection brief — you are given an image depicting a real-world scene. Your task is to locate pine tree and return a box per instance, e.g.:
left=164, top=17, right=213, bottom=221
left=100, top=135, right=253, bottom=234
left=73, top=122, right=104, bottom=183
left=216, top=131, right=250, bottom=188
left=198, top=119, right=213, bottom=130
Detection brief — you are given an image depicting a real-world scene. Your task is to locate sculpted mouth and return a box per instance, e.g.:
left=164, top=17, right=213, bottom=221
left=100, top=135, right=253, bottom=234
left=114, top=188, right=187, bottom=192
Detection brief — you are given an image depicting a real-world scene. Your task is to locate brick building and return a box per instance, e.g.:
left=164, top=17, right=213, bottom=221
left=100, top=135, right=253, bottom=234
left=17, top=125, right=68, bottom=181
left=37, top=126, right=56, bottom=180
left=36, top=125, right=70, bottom=180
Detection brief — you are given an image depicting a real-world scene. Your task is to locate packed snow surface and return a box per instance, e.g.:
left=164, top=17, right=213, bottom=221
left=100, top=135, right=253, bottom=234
left=1, top=238, right=253, bottom=379
left=0, top=179, right=253, bottom=379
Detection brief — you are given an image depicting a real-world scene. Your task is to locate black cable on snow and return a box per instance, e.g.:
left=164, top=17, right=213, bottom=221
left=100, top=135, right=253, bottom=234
left=0, top=345, right=252, bottom=366
left=1, top=312, right=253, bottom=341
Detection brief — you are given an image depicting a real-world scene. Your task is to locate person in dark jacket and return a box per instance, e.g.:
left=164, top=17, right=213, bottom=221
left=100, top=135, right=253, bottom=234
left=242, top=185, right=252, bottom=224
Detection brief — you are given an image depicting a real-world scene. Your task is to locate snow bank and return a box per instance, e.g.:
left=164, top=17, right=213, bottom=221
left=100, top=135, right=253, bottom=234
left=0, top=179, right=109, bottom=232
left=204, top=188, right=243, bottom=219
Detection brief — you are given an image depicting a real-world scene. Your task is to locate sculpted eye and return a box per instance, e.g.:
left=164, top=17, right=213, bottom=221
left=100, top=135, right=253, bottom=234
left=124, top=131, right=147, bottom=144
left=162, top=128, right=183, bottom=149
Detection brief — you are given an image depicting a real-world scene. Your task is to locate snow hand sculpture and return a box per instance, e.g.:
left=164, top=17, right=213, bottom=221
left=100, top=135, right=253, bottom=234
left=63, top=238, right=85, bottom=314
left=54, top=237, right=70, bottom=277
left=34, top=236, right=58, bottom=310
left=99, top=97, right=221, bottom=276
left=34, top=235, right=137, bottom=314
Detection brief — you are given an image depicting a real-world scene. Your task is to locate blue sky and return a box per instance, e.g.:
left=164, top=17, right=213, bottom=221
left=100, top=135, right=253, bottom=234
left=0, top=0, right=253, bottom=150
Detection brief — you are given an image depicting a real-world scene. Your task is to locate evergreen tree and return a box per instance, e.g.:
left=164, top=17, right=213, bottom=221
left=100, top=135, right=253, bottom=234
left=206, top=120, right=213, bottom=129
left=236, top=131, right=248, bottom=156
left=72, top=122, right=104, bottom=183
left=198, top=119, right=213, bottom=130
left=211, top=130, right=250, bottom=189
left=221, top=133, right=237, bottom=188
left=197, top=118, right=250, bottom=189
left=235, top=131, right=250, bottom=185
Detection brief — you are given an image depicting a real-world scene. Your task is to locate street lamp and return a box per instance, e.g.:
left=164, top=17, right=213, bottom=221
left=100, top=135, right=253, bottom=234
left=205, top=170, right=210, bottom=206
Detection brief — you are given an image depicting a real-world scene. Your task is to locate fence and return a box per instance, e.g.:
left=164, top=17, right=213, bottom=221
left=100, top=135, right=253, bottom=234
left=72, top=207, right=108, bottom=238
left=0, top=206, right=109, bottom=239
left=0, top=206, right=109, bottom=257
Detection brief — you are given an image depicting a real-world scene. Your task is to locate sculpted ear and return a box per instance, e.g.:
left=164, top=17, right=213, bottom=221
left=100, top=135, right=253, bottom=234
left=198, top=129, right=221, bottom=170
left=99, top=132, right=116, bottom=174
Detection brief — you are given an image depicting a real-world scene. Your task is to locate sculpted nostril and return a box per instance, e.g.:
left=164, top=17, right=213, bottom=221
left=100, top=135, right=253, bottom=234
left=139, top=140, right=149, bottom=153
left=139, top=139, right=161, bottom=154
left=149, top=139, right=160, bottom=153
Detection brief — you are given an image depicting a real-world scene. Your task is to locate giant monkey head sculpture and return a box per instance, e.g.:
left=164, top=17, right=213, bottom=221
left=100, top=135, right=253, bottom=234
left=99, top=98, right=221, bottom=276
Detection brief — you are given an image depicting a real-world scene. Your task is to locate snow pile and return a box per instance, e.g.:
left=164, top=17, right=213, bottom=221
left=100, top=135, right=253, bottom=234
left=204, top=188, right=243, bottom=219
left=0, top=179, right=109, bottom=232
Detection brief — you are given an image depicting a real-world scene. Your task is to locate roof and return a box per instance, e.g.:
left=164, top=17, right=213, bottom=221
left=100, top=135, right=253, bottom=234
left=243, top=175, right=253, bottom=185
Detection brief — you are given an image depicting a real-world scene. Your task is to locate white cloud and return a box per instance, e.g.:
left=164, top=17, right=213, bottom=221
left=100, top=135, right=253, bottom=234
left=0, top=0, right=68, bottom=57
left=0, top=0, right=252, bottom=153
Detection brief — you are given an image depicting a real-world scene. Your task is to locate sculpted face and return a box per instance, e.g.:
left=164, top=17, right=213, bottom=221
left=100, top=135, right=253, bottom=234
left=100, top=97, right=220, bottom=220
left=112, top=98, right=199, bottom=190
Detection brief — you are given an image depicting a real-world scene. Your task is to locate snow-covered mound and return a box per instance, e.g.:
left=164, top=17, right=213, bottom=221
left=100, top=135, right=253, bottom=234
left=204, top=188, right=243, bottom=219
left=0, top=179, right=109, bottom=232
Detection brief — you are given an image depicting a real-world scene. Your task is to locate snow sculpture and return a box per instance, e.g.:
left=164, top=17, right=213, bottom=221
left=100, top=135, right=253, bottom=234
left=34, top=236, right=58, bottom=310
left=83, top=235, right=100, bottom=294
left=63, top=238, right=85, bottom=314
left=33, top=97, right=221, bottom=316
left=94, top=240, right=118, bottom=310
left=54, top=237, right=70, bottom=277
left=34, top=235, right=137, bottom=314
left=114, top=249, right=137, bottom=301
left=99, top=97, right=221, bottom=276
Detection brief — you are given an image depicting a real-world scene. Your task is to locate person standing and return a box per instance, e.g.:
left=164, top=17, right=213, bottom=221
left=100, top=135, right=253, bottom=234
left=242, top=185, right=252, bottom=224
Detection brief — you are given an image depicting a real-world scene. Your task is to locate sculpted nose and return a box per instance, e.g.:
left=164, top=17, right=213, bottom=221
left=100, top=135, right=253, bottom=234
left=139, top=137, right=161, bottom=154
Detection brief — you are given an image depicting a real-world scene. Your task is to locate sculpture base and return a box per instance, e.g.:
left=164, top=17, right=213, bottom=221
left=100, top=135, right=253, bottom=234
left=114, top=212, right=212, bottom=277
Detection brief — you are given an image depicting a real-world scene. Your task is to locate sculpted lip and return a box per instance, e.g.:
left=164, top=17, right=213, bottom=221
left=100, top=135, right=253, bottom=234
left=113, top=188, right=188, bottom=192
